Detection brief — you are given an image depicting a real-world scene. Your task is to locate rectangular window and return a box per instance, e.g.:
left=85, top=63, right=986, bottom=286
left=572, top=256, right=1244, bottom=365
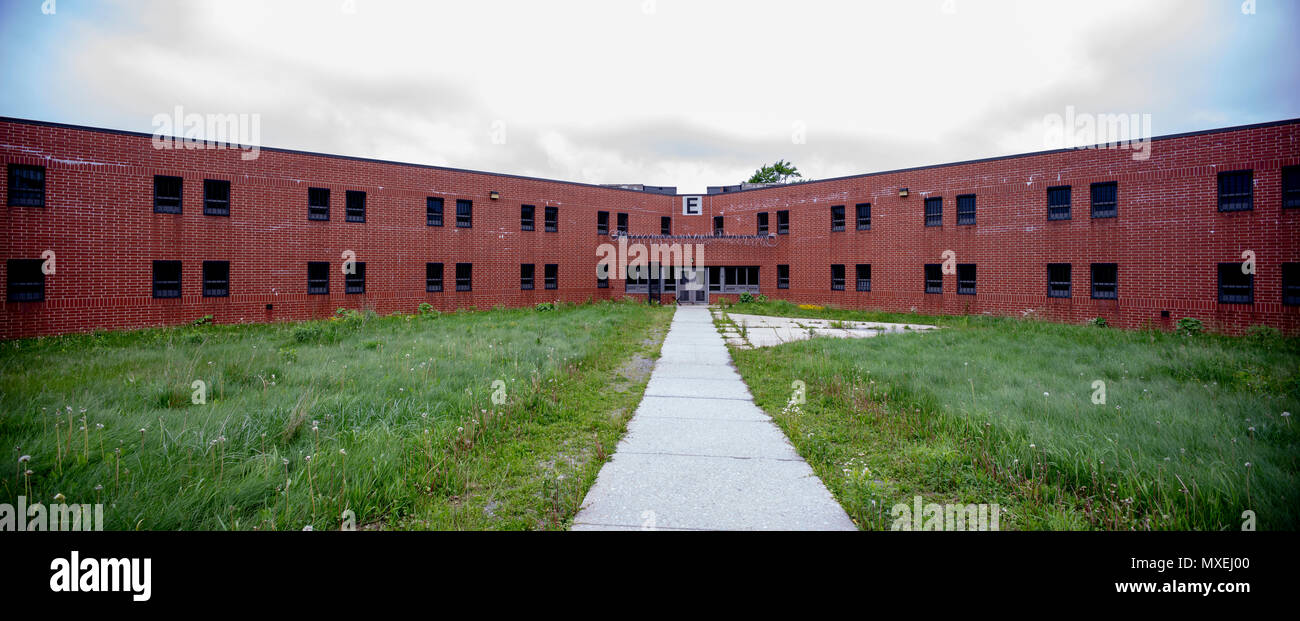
left=345, top=262, right=366, bottom=294
left=545, top=206, right=558, bottom=232
left=597, top=271, right=609, bottom=288
left=427, top=197, right=444, bottom=226
left=202, top=261, right=230, bottom=297
left=855, top=203, right=871, bottom=230
left=707, top=266, right=722, bottom=292
left=426, top=262, right=443, bottom=292
left=520, top=263, right=535, bottom=290
left=830, top=205, right=845, bottom=231
left=455, top=263, right=472, bottom=291
left=1047, top=263, right=1071, bottom=298
left=1282, top=166, right=1300, bottom=209
left=1283, top=263, right=1300, bottom=305
left=617, top=212, right=628, bottom=234
left=545, top=263, right=558, bottom=290
left=957, top=264, right=976, bottom=295
left=713, top=215, right=724, bottom=236
left=777, top=264, right=789, bottom=289
left=855, top=264, right=871, bottom=292
left=1217, top=262, right=1253, bottom=304
left=1218, top=170, right=1253, bottom=212
left=6, top=258, right=44, bottom=302
left=924, top=197, right=943, bottom=227
left=154, top=175, right=183, bottom=214
left=308, top=187, right=330, bottom=221
left=757, top=212, right=769, bottom=235
left=203, top=179, right=230, bottom=216
left=1047, top=186, right=1071, bottom=220
left=520, top=204, right=535, bottom=231
left=152, top=260, right=182, bottom=298
left=597, top=211, right=610, bottom=235
left=831, top=264, right=845, bottom=291
left=1090, top=263, right=1117, bottom=300
left=7, top=164, right=45, bottom=207
left=714, top=266, right=760, bottom=293
left=345, top=190, right=366, bottom=223
left=456, top=199, right=473, bottom=228
left=307, top=262, right=329, bottom=295
left=956, top=194, right=976, bottom=226
left=661, top=216, right=672, bottom=235
left=777, top=210, right=790, bottom=234
left=626, top=265, right=649, bottom=292
left=925, top=264, right=942, bottom=294
left=1090, top=182, right=1118, bottom=218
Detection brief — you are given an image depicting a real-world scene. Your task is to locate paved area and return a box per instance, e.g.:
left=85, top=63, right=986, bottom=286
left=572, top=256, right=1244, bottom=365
left=572, top=305, right=856, bottom=531
left=720, top=312, right=938, bottom=348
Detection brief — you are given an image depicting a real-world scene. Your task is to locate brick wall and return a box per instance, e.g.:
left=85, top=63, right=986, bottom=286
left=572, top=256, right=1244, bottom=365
left=2, top=117, right=1297, bottom=338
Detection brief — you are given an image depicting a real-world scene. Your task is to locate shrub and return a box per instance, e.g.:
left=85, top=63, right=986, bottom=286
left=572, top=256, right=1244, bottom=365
left=757, top=295, right=769, bottom=303
left=192, top=314, right=214, bottom=326
left=1089, top=317, right=1108, bottom=328
left=1176, top=317, right=1204, bottom=336
left=291, top=323, right=326, bottom=343
left=738, top=292, right=756, bottom=304
left=535, top=302, right=557, bottom=312
left=417, top=302, right=439, bottom=317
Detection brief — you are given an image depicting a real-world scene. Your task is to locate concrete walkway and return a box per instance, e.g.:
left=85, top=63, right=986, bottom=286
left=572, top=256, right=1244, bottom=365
left=572, top=306, right=856, bottom=531
left=721, top=312, right=938, bottom=348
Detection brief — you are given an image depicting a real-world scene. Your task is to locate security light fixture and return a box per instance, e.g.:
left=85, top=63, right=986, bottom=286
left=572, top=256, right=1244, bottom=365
left=899, top=188, right=909, bottom=198
left=489, top=190, right=500, bottom=200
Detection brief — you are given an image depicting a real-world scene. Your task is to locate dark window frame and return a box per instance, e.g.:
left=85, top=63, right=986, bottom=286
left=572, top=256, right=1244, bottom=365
left=1090, top=182, right=1118, bottom=218
left=153, top=175, right=183, bottom=214
left=777, top=210, right=790, bottom=235
left=597, top=211, right=610, bottom=235
left=713, top=215, right=725, bottom=236
left=6, top=258, right=45, bottom=302
left=924, top=197, right=943, bottom=227
left=307, top=262, right=330, bottom=295
left=520, top=263, right=535, bottom=290
left=152, top=260, right=182, bottom=298
left=855, top=203, right=871, bottom=230
left=757, top=212, right=769, bottom=235
left=1090, top=263, right=1118, bottom=300
left=455, top=262, right=472, bottom=291
left=544, top=206, right=558, bottom=232
left=345, top=190, right=366, bottom=223
left=1281, top=166, right=1300, bottom=209
left=855, top=264, right=871, bottom=292
left=1047, top=263, right=1071, bottom=298
left=924, top=264, right=943, bottom=294
left=956, top=194, right=976, bottom=226
left=777, top=264, right=789, bottom=289
left=520, top=204, right=535, bottom=231
left=1217, top=170, right=1253, bottom=212
left=344, top=262, right=366, bottom=295
left=661, top=216, right=672, bottom=235
left=1282, top=263, right=1300, bottom=306
left=201, top=260, right=230, bottom=297
left=956, top=264, right=977, bottom=295
left=1047, top=186, right=1072, bottom=221
left=616, top=212, right=628, bottom=234
left=203, top=179, right=230, bottom=217
left=456, top=199, right=473, bottom=228
left=1217, top=262, right=1253, bottom=304
left=831, top=264, right=846, bottom=291
left=544, top=263, right=558, bottom=290
left=426, top=262, right=444, bottom=292
left=830, top=205, right=846, bottom=232
left=308, top=187, right=330, bottom=221
left=7, top=164, right=45, bottom=207
left=426, top=197, right=444, bottom=227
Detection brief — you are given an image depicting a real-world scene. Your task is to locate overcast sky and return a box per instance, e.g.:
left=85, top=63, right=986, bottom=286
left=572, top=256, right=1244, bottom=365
left=2, top=0, right=1297, bottom=192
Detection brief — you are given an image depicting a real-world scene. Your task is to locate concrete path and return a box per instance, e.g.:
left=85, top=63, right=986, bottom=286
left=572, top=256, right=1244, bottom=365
left=572, top=306, right=856, bottom=531
left=721, top=312, right=938, bottom=348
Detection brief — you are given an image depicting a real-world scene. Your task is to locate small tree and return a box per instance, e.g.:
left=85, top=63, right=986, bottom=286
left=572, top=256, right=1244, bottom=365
left=747, top=160, right=804, bottom=184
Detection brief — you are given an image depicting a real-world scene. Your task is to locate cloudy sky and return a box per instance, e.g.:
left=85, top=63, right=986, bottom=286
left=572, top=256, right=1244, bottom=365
left=2, top=0, right=1297, bottom=192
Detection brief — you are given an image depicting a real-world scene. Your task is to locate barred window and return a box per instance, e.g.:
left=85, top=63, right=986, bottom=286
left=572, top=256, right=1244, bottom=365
left=1047, top=186, right=1071, bottom=220
left=202, top=261, right=230, bottom=297
left=925, top=264, right=942, bottom=294
left=1283, top=263, right=1300, bottom=305
left=597, top=211, right=609, bottom=235
left=307, top=262, right=329, bottom=295
left=308, top=188, right=330, bottom=221
left=520, top=205, right=535, bottom=231
left=1217, top=262, right=1252, bottom=304
left=427, top=197, right=443, bottom=226
left=545, top=206, right=558, bottom=232
left=1090, top=263, right=1117, bottom=300
left=7, top=164, right=45, bottom=207
left=856, top=203, right=871, bottom=230
left=154, top=175, right=183, bottom=214
left=777, top=264, right=789, bottom=289
left=661, top=216, right=672, bottom=235
left=617, top=212, right=628, bottom=234
left=426, top=262, right=443, bottom=292
left=455, top=263, right=472, bottom=291
left=345, top=190, right=366, bottom=223
left=6, top=259, right=44, bottom=302
left=1217, top=170, right=1253, bottom=212
left=831, top=264, right=845, bottom=291
left=456, top=199, right=472, bottom=228
left=1281, top=166, right=1300, bottom=209
left=545, top=263, right=558, bottom=289
left=520, top=263, right=535, bottom=290
left=203, top=179, right=230, bottom=216
left=757, top=212, right=769, bottom=235
left=956, top=194, right=976, bottom=226
left=925, top=197, right=943, bottom=227
left=713, top=216, right=724, bottom=236
left=345, top=262, right=366, bottom=294
left=855, top=264, right=871, bottom=292
left=1047, top=263, right=1071, bottom=298
left=957, top=264, right=976, bottom=295
left=1090, top=182, right=1117, bottom=218
left=831, top=205, right=845, bottom=231
left=777, top=210, right=790, bottom=234
left=152, top=260, right=182, bottom=298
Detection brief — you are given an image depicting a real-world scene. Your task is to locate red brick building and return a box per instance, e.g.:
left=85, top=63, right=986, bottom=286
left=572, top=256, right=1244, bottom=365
left=3, top=116, right=1298, bottom=339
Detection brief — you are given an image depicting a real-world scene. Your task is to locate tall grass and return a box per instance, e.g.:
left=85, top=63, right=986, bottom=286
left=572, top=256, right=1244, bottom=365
left=729, top=301, right=1300, bottom=530
left=0, top=300, right=671, bottom=530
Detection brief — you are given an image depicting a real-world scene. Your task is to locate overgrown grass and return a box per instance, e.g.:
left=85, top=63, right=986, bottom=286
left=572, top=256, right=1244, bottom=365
left=725, top=300, right=1300, bottom=530
left=0, top=300, right=673, bottom=530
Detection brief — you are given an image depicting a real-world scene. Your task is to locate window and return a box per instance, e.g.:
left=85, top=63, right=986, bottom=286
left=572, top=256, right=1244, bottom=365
left=617, top=212, right=628, bottom=234
left=597, top=211, right=609, bottom=235
left=455, top=263, right=472, bottom=291
left=1282, top=166, right=1300, bottom=209
left=426, top=262, right=443, bottom=292
left=626, top=265, right=649, bottom=292
left=924, top=197, right=942, bottom=227
left=202, top=261, right=229, bottom=297
left=8, top=164, right=46, bottom=207
left=757, top=212, right=769, bottom=235
left=957, top=264, right=977, bottom=295
left=1090, top=263, right=1117, bottom=299
left=152, top=260, right=182, bottom=298
left=345, top=262, right=366, bottom=294
left=1047, top=186, right=1071, bottom=220
left=777, top=210, right=790, bottom=234
left=713, top=216, right=724, bottom=236
left=831, top=264, right=845, bottom=291
left=520, top=263, right=535, bottom=290
left=956, top=194, right=976, bottom=226
left=1283, top=263, right=1300, bottom=305
left=855, top=264, right=871, bottom=292
left=6, top=259, right=44, bottom=302
left=831, top=205, right=845, bottom=231
left=1217, top=262, right=1253, bottom=304
left=661, top=216, right=672, bottom=235
left=456, top=199, right=472, bottom=228
left=597, top=270, right=609, bottom=288
left=307, top=262, right=329, bottom=295
left=520, top=205, right=535, bottom=231
left=308, top=188, right=330, bottom=221
left=154, top=175, right=182, bottom=214
left=925, top=264, right=942, bottom=294
left=545, top=263, right=558, bottom=290
left=427, top=197, right=444, bottom=226
left=1047, top=263, right=1071, bottom=298
left=719, top=266, right=760, bottom=293
left=777, top=264, right=789, bottom=289
left=1218, top=170, right=1253, bottom=212
left=1090, top=182, right=1117, bottom=218
left=203, top=179, right=230, bottom=216
left=855, top=203, right=871, bottom=230
left=545, top=206, right=558, bottom=232
left=707, top=266, right=721, bottom=292
left=345, top=190, right=366, bottom=223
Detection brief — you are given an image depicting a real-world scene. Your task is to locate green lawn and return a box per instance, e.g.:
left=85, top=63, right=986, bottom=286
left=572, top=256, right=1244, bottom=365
left=723, top=300, right=1300, bottom=530
left=0, top=301, right=673, bottom=530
